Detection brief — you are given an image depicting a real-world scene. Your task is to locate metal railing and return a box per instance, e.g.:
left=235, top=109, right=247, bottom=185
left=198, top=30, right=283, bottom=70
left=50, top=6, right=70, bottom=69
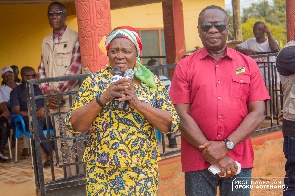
left=248, top=52, right=282, bottom=135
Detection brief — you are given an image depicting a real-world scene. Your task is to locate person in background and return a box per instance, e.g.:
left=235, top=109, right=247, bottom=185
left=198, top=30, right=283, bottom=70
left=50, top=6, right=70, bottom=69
left=37, top=1, right=82, bottom=175
left=235, top=21, right=280, bottom=119
left=10, top=66, right=55, bottom=167
left=276, top=41, right=295, bottom=196
left=147, top=59, right=171, bottom=91
left=65, top=26, right=179, bottom=195
left=235, top=21, right=279, bottom=56
left=11, top=65, right=21, bottom=83
left=170, top=5, right=270, bottom=195
left=147, top=58, right=177, bottom=148
left=0, top=102, right=10, bottom=162
left=0, top=66, right=20, bottom=105
left=37, top=1, right=82, bottom=109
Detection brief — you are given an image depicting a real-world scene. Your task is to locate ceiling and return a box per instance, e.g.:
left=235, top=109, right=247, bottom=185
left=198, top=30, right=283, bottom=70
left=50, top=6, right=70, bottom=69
left=0, top=0, right=164, bottom=9
left=0, top=0, right=74, bottom=5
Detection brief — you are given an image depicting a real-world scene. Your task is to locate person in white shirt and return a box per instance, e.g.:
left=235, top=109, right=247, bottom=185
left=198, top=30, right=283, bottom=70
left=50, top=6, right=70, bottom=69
left=235, top=21, right=280, bottom=117
left=235, top=21, right=280, bottom=85
left=0, top=66, right=21, bottom=104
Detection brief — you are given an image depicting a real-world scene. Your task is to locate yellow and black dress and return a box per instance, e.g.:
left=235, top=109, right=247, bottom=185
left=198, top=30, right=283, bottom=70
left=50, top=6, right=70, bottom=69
left=65, top=68, right=179, bottom=195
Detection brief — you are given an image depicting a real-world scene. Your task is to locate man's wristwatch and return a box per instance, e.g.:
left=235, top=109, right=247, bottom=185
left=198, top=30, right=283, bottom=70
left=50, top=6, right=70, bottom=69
left=224, top=138, right=235, bottom=150
left=96, top=95, right=105, bottom=107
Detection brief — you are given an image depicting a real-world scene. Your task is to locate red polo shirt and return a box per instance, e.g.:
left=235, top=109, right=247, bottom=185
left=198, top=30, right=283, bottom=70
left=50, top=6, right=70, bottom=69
left=170, top=47, right=270, bottom=172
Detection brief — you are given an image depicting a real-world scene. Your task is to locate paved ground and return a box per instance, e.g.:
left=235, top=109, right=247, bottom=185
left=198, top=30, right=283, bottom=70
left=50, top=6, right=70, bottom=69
left=0, top=130, right=286, bottom=196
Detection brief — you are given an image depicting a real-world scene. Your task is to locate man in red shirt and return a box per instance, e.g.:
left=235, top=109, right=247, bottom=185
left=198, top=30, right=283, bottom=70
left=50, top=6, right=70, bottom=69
left=170, top=5, right=270, bottom=196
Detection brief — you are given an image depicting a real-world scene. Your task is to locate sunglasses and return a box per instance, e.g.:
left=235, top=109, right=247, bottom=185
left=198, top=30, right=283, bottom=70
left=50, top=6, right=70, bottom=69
left=47, top=10, right=65, bottom=17
left=200, top=22, right=229, bottom=32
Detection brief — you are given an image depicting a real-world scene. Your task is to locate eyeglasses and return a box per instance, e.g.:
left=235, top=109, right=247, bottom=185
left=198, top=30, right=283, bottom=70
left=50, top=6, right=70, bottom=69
left=200, top=22, right=229, bottom=32
left=25, top=74, right=36, bottom=78
left=47, top=10, right=65, bottom=17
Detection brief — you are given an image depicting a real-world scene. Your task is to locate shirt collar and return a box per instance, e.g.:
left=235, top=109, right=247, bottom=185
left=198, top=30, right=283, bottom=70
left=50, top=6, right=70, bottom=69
left=199, top=47, right=233, bottom=60
left=53, top=25, right=67, bottom=43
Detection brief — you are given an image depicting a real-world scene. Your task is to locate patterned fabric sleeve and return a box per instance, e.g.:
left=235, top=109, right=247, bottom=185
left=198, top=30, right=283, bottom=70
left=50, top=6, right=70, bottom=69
left=153, top=76, right=179, bottom=134
left=65, top=72, right=99, bottom=133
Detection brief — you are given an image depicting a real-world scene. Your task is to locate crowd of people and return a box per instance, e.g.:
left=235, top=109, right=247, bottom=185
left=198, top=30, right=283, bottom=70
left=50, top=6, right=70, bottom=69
left=0, top=1, right=293, bottom=196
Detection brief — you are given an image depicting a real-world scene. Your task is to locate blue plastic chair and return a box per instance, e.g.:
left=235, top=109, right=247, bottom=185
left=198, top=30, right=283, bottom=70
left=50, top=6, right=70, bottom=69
left=43, top=129, right=54, bottom=138
left=155, top=129, right=162, bottom=143
left=12, top=114, right=33, bottom=167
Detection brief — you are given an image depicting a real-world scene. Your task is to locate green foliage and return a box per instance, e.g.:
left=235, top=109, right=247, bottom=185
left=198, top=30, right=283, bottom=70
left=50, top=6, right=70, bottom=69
left=227, top=10, right=234, bottom=41
left=228, top=0, right=286, bottom=46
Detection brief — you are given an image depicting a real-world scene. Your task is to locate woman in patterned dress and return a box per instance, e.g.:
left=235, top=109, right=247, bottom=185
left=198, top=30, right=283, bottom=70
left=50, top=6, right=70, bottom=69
left=65, top=26, right=179, bottom=195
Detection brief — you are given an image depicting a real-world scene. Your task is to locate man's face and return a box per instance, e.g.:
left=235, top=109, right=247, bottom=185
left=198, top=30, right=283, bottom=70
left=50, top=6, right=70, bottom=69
left=47, top=4, right=66, bottom=31
left=253, top=23, right=265, bottom=39
left=198, top=9, right=229, bottom=51
left=23, top=69, right=36, bottom=82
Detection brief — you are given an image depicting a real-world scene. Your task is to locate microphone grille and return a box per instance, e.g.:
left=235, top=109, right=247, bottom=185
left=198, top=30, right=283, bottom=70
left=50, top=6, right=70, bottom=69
left=124, top=69, right=134, bottom=80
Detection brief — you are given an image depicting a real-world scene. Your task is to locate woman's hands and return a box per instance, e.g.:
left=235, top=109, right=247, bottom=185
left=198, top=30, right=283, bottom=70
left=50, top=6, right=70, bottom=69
left=100, top=78, right=140, bottom=109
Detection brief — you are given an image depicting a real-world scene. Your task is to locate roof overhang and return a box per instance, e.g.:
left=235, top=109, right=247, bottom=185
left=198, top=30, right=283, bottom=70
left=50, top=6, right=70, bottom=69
left=0, top=0, right=165, bottom=10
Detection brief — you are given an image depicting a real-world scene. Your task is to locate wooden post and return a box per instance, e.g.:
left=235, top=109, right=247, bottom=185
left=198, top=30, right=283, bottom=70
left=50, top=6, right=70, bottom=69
left=162, top=0, right=186, bottom=77
left=232, top=0, right=242, bottom=41
left=75, top=0, right=111, bottom=73
left=286, top=0, right=295, bottom=42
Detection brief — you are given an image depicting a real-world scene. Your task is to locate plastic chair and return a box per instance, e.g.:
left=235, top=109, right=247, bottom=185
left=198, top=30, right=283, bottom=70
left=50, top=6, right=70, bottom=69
left=12, top=114, right=33, bottom=167
left=155, top=129, right=162, bottom=143
left=43, top=129, right=54, bottom=139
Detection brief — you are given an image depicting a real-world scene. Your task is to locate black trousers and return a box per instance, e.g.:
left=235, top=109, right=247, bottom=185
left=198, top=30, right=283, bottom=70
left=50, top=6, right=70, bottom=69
left=0, top=116, right=9, bottom=154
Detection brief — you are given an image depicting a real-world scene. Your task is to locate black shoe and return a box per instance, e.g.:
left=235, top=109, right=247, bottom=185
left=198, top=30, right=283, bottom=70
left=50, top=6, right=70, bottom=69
left=168, top=138, right=177, bottom=148
left=0, top=152, right=10, bottom=162
left=43, top=160, right=51, bottom=168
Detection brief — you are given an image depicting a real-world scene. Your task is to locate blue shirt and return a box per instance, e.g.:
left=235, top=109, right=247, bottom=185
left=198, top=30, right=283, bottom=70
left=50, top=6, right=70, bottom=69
left=10, top=83, right=44, bottom=111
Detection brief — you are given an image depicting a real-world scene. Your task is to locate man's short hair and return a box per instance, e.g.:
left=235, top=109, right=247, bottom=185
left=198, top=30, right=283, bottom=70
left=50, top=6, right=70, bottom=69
left=254, top=21, right=265, bottom=28
left=199, top=5, right=228, bottom=19
left=20, top=66, right=35, bottom=77
left=147, top=59, right=159, bottom=66
left=48, top=1, right=66, bottom=11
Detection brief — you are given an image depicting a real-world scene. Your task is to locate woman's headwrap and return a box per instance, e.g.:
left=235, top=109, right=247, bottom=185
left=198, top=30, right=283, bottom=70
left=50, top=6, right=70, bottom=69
left=105, top=26, right=157, bottom=89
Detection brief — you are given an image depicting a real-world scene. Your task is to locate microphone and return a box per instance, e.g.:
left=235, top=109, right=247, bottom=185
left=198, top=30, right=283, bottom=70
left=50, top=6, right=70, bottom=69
left=111, top=67, right=124, bottom=110
left=123, top=69, right=134, bottom=111
left=110, top=68, right=134, bottom=111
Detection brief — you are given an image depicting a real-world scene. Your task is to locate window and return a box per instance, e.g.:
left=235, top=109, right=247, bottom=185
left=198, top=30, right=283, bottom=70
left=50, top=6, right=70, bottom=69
left=137, top=29, right=166, bottom=65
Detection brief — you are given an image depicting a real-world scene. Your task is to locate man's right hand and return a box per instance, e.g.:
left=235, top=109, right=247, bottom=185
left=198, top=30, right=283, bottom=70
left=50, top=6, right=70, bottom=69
left=45, top=89, right=62, bottom=110
left=215, top=156, right=238, bottom=178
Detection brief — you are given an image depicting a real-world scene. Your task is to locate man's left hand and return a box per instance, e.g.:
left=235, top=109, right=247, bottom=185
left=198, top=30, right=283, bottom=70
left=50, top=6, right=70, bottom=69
left=200, top=141, right=228, bottom=164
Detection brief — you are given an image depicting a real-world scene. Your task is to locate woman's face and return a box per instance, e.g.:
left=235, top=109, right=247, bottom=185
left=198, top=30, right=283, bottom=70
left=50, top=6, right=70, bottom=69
left=107, top=38, right=137, bottom=73
left=2, top=71, right=14, bottom=84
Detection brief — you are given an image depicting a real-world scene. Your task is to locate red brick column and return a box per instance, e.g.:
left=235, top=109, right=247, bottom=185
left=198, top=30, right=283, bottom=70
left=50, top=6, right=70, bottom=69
left=162, top=0, right=186, bottom=77
left=75, top=0, right=111, bottom=73
left=286, top=0, right=295, bottom=42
